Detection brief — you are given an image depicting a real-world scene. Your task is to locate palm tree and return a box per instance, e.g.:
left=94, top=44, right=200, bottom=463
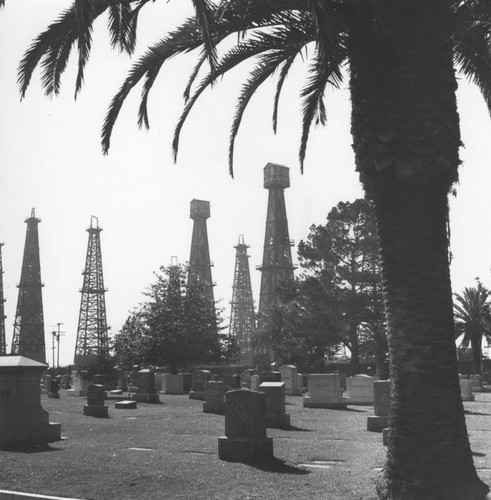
left=454, top=281, right=491, bottom=375
left=14, top=0, right=491, bottom=497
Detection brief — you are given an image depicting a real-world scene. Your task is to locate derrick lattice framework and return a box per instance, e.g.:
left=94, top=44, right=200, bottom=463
left=258, top=163, right=296, bottom=316
left=74, top=216, right=109, bottom=365
left=188, top=199, right=215, bottom=303
left=11, top=209, right=46, bottom=363
left=229, top=235, right=256, bottom=357
left=0, top=243, right=7, bottom=355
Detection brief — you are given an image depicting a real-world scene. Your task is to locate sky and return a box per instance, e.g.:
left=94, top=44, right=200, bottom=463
left=1, top=1, right=491, bottom=367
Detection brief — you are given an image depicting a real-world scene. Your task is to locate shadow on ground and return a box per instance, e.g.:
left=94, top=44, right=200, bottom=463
left=242, top=457, right=311, bottom=475
left=0, top=443, right=62, bottom=453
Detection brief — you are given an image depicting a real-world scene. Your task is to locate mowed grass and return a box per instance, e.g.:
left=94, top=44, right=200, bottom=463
left=1, top=391, right=490, bottom=500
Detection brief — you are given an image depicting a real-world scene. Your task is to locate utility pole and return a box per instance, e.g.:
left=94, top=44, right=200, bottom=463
left=51, top=331, right=56, bottom=368
left=56, top=322, right=64, bottom=368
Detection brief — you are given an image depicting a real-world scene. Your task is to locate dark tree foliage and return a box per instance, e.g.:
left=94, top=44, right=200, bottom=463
left=297, top=198, right=387, bottom=375
left=113, top=265, right=228, bottom=373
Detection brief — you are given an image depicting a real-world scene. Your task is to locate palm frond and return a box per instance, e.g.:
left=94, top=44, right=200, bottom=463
left=74, top=0, right=96, bottom=99
left=183, top=52, right=207, bottom=102
left=228, top=48, right=303, bottom=176
left=299, top=45, right=345, bottom=172
left=102, top=17, right=203, bottom=154
left=108, top=3, right=136, bottom=54
left=272, top=54, right=297, bottom=133
left=308, top=0, right=339, bottom=63
left=173, top=23, right=313, bottom=163
left=192, top=0, right=218, bottom=75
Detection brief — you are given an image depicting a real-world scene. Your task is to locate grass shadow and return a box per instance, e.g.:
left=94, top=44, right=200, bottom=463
left=281, top=425, right=312, bottom=432
left=465, top=410, right=491, bottom=416
left=243, top=457, right=311, bottom=475
left=472, top=451, right=486, bottom=457
left=0, top=442, right=62, bottom=453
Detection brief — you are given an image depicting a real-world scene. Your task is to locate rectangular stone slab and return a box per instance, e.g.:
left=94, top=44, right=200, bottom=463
left=115, top=400, right=137, bottom=409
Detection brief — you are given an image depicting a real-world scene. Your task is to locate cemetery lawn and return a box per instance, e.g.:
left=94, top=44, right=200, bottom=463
left=1, top=393, right=491, bottom=500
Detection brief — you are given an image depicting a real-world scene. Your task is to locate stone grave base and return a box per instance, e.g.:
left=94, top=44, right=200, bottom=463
left=344, top=395, right=373, bottom=405
left=382, top=428, right=389, bottom=446
left=218, top=436, right=273, bottom=462
left=189, top=391, right=206, bottom=401
left=266, top=412, right=291, bottom=429
left=83, top=405, right=109, bottom=417
left=107, top=390, right=124, bottom=400
left=367, top=415, right=388, bottom=432
left=203, top=402, right=225, bottom=415
left=48, top=393, right=60, bottom=399
left=302, top=396, right=348, bottom=409
left=0, top=422, right=61, bottom=448
left=285, top=389, right=303, bottom=396
left=115, top=400, right=137, bottom=409
left=134, top=393, right=159, bottom=403
left=64, top=389, right=79, bottom=397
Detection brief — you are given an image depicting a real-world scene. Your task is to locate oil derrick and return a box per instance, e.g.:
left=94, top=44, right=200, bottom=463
left=229, top=235, right=255, bottom=362
left=74, top=216, right=109, bottom=368
left=0, top=243, right=6, bottom=355
left=188, top=199, right=215, bottom=303
left=256, top=164, right=296, bottom=363
left=11, top=209, right=46, bottom=363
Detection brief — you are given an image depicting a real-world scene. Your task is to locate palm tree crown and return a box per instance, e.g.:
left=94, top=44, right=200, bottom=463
left=454, top=280, right=491, bottom=374
left=15, top=0, right=491, bottom=176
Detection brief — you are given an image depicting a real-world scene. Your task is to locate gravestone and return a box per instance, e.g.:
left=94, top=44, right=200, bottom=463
left=189, top=370, right=211, bottom=400
left=92, top=374, right=106, bottom=388
left=83, top=384, right=108, bottom=417
left=154, top=373, right=165, bottom=392
left=218, top=390, right=273, bottom=462
left=134, top=369, right=159, bottom=403
left=162, top=373, right=185, bottom=395
left=460, top=378, right=474, bottom=401
left=241, top=369, right=256, bottom=388
left=367, top=380, right=391, bottom=432
left=260, top=371, right=281, bottom=384
left=61, top=374, right=71, bottom=389
left=250, top=374, right=260, bottom=392
left=0, top=356, right=61, bottom=448
left=48, top=379, right=60, bottom=399
left=259, top=381, right=291, bottom=428
left=298, top=373, right=304, bottom=394
left=115, top=400, right=137, bottom=409
left=345, top=374, right=374, bottom=405
left=41, top=374, right=52, bottom=395
left=203, top=381, right=227, bottom=415
left=470, top=374, right=483, bottom=393
left=181, top=373, right=192, bottom=393
left=279, top=365, right=302, bottom=396
left=303, top=373, right=348, bottom=409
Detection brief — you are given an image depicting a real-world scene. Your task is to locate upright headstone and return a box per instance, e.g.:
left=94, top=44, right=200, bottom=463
left=61, top=374, right=71, bottom=389
left=279, top=365, right=302, bottom=396
left=134, top=369, right=159, bottom=403
left=460, top=378, right=474, bottom=401
left=203, top=381, right=227, bottom=414
left=154, top=373, right=165, bottom=392
left=259, top=381, right=291, bottom=428
left=260, top=371, right=281, bottom=384
left=189, top=370, right=211, bottom=400
left=48, top=378, right=60, bottom=399
left=345, top=374, right=374, bottom=405
left=181, top=373, right=192, bottom=393
left=367, top=380, right=391, bottom=432
left=218, top=389, right=273, bottom=461
left=41, top=374, right=52, bottom=395
left=162, top=373, right=185, bottom=395
left=83, top=384, right=108, bottom=417
left=470, top=374, right=483, bottom=393
left=0, top=356, right=61, bottom=448
left=303, top=373, right=348, bottom=409
left=250, top=374, right=260, bottom=392
left=92, top=374, right=106, bottom=387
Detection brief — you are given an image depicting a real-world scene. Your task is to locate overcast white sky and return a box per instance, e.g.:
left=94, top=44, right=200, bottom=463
left=1, top=1, right=490, bottom=366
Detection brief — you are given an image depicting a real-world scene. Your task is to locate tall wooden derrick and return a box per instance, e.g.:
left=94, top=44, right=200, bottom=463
left=229, top=235, right=255, bottom=363
left=0, top=243, right=7, bottom=355
left=74, top=216, right=109, bottom=367
left=11, top=209, right=46, bottom=363
left=256, top=164, right=296, bottom=363
left=188, top=199, right=215, bottom=303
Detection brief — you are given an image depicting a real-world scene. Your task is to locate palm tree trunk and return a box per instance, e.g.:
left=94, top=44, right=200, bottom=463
left=347, top=0, right=488, bottom=497
left=373, top=185, right=487, bottom=498
left=471, top=331, right=483, bottom=375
